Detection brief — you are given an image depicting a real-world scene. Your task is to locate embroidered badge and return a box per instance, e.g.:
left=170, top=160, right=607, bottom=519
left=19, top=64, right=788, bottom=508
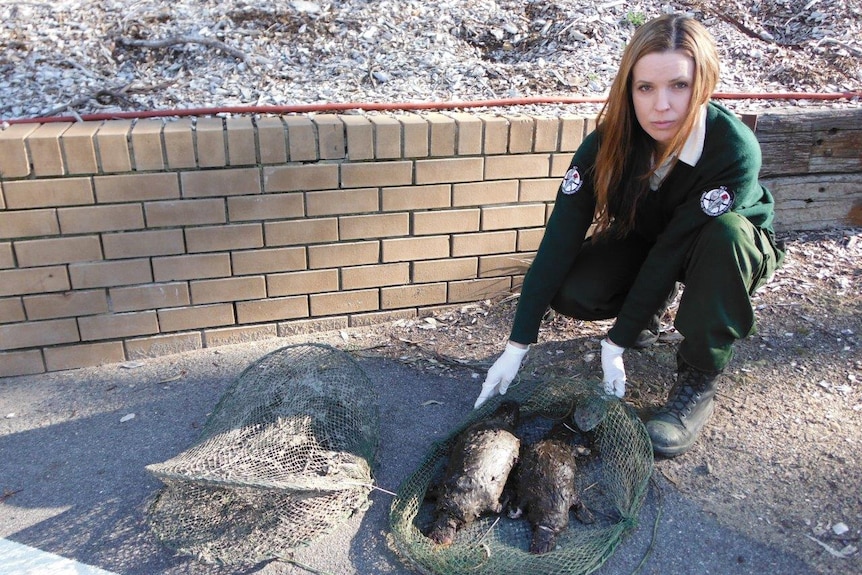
left=562, top=166, right=583, bottom=195
left=700, top=186, right=734, bottom=216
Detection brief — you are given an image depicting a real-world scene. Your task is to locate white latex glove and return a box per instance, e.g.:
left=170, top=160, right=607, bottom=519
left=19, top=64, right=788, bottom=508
left=474, top=342, right=529, bottom=409
left=600, top=338, right=626, bottom=398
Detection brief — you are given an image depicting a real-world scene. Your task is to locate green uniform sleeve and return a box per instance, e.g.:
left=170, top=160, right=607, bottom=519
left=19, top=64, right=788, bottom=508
left=509, top=133, right=600, bottom=344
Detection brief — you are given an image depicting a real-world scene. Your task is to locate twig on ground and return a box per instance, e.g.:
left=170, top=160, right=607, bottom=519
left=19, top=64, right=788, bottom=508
left=117, top=35, right=251, bottom=63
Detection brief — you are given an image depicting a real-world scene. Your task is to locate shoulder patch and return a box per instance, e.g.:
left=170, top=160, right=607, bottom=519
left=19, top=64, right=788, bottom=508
left=700, top=186, right=734, bottom=216
left=562, top=166, right=583, bottom=195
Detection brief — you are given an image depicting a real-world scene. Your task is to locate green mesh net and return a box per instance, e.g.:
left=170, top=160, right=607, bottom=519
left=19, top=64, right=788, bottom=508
left=389, top=376, right=653, bottom=575
left=146, top=343, right=379, bottom=565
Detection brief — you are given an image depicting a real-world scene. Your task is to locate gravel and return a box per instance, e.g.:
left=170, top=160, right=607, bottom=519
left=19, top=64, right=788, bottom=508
left=1, top=0, right=860, bottom=121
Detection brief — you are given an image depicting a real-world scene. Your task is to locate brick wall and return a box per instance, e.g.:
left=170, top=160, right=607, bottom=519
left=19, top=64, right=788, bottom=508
left=1, top=108, right=860, bottom=376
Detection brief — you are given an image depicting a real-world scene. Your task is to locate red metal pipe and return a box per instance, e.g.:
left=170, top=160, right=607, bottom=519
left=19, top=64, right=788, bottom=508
left=2, top=92, right=859, bottom=124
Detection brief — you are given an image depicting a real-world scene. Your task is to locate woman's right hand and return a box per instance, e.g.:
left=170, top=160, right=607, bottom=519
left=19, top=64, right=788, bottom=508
left=473, top=342, right=529, bottom=409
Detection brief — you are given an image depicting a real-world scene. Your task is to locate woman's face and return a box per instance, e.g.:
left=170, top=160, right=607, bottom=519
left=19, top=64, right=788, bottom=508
left=631, top=50, right=695, bottom=150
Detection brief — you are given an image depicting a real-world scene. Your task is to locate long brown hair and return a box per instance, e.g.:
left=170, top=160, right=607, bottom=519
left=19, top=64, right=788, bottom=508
left=592, top=14, right=720, bottom=236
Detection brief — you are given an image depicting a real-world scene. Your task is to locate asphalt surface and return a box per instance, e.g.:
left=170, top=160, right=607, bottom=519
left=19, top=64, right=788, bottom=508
left=0, top=338, right=817, bottom=575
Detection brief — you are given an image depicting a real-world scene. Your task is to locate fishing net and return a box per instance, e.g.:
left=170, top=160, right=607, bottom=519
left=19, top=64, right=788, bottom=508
left=146, top=343, right=379, bottom=565
left=389, top=376, right=653, bottom=575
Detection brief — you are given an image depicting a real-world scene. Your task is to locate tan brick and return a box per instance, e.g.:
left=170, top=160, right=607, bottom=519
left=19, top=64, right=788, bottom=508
left=28, top=122, right=70, bottom=176
left=349, top=308, right=415, bottom=327
left=550, top=153, right=574, bottom=178
left=186, top=223, right=263, bottom=253
left=232, top=247, right=306, bottom=275
left=534, top=117, right=560, bottom=152
left=256, top=117, right=287, bottom=164
left=153, top=254, right=230, bottom=282
left=285, top=116, right=317, bottom=162
left=277, top=316, right=347, bottom=337
left=235, top=297, right=308, bottom=324
left=79, top=311, right=159, bottom=341
left=0, top=318, right=79, bottom=350
left=102, top=229, right=184, bottom=259
left=310, top=289, right=378, bottom=316
left=586, top=116, right=598, bottom=135
left=228, top=193, right=304, bottom=222
left=382, top=236, right=449, bottom=262
left=413, top=257, right=477, bottom=282
left=413, top=208, right=479, bottom=236
left=94, top=172, right=180, bottom=204
left=109, top=282, right=190, bottom=312
left=518, top=228, right=545, bottom=251
left=314, top=115, right=345, bottom=160
left=163, top=118, right=197, bottom=169
left=399, top=114, right=429, bottom=158
left=268, top=269, right=338, bottom=296
left=312, top=190, right=386, bottom=225
left=145, top=198, right=226, bottom=228
left=342, top=115, right=373, bottom=161
left=44, top=341, right=126, bottom=371
left=59, top=204, right=144, bottom=234
left=452, top=180, right=518, bottom=207
left=381, top=282, right=446, bottom=309
left=481, top=204, right=546, bottom=231
left=125, top=332, right=202, bottom=359
left=0, top=209, right=59, bottom=240
left=451, top=231, right=516, bottom=257
left=23, top=289, right=108, bottom=320
left=15, top=235, right=102, bottom=267
left=340, top=213, right=409, bottom=240
left=96, top=120, right=132, bottom=173
left=131, top=120, right=165, bottom=171
left=368, top=115, right=402, bottom=159
left=3, top=178, right=93, bottom=209
left=546, top=203, right=554, bottom=222
left=61, top=122, right=100, bottom=174
left=520, top=178, right=560, bottom=202
left=196, top=117, right=226, bottom=167
left=181, top=168, right=260, bottom=198
left=447, top=277, right=512, bottom=303
left=342, top=263, right=409, bottom=289
left=0, top=350, right=45, bottom=376
left=308, top=241, right=379, bottom=269
left=479, top=253, right=534, bottom=277
left=69, top=259, right=152, bottom=289
left=263, top=164, right=339, bottom=192
left=427, top=113, right=456, bottom=157
left=485, top=154, right=550, bottom=180
left=264, top=218, right=338, bottom=246
left=560, top=116, right=586, bottom=151
left=381, top=184, right=450, bottom=212
left=448, top=113, right=483, bottom=156
left=190, top=276, right=266, bottom=304
left=0, top=297, right=25, bottom=323
left=204, top=324, right=278, bottom=347
left=226, top=117, right=257, bottom=166
left=158, top=303, right=235, bottom=332
left=480, top=115, right=509, bottom=155
left=507, top=115, right=535, bottom=154
left=0, top=242, right=11, bottom=269
left=0, top=266, right=69, bottom=297
left=0, top=124, right=37, bottom=178
left=415, top=157, right=483, bottom=185
left=341, top=161, right=412, bottom=189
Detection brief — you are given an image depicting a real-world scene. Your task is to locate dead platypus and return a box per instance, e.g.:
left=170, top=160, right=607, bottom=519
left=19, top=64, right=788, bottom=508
left=508, top=422, right=594, bottom=554
left=427, top=400, right=521, bottom=546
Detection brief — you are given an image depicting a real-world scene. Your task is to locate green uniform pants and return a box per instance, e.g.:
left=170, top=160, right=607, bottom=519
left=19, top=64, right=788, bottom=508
left=550, top=213, right=784, bottom=372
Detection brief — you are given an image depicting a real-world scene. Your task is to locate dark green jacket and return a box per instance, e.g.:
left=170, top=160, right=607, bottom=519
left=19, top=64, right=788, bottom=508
left=511, top=102, right=778, bottom=347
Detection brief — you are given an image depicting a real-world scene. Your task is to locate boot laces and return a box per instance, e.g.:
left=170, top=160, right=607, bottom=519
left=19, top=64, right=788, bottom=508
left=657, top=370, right=707, bottom=423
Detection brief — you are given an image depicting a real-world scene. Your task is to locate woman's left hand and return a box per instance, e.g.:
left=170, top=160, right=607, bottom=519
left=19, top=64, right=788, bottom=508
left=600, top=338, right=626, bottom=398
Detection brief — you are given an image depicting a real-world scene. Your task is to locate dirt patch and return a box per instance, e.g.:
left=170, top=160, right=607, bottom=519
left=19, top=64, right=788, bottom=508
left=335, top=227, right=861, bottom=574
